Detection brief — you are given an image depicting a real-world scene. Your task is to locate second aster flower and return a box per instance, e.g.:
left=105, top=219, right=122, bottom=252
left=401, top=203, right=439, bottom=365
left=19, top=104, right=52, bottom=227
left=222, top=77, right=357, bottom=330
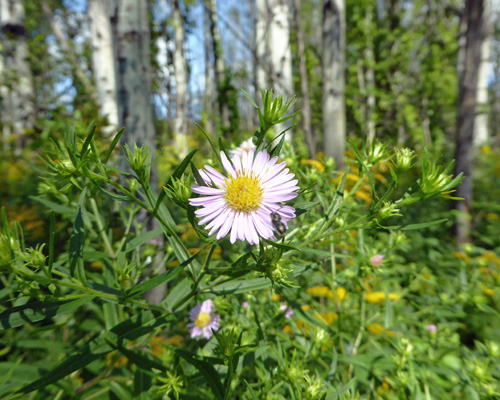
left=187, top=299, right=220, bottom=340
left=189, top=149, right=299, bottom=244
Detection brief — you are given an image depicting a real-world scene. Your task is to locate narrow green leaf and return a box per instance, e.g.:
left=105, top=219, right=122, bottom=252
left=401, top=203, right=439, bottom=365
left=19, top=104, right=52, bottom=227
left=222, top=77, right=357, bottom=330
left=30, top=197, right=73, bottom=216
left=0, top=296, right=94, bottom=330
left=205, top=278, right=272, bottom=295
left=80, top=123, right=97, bottom=159
left=125, top=228, right=163, bottom=253
left=98, top=187, right=130, bottom=201
left=69, top=188, right=87, bottom=285
left=105, top=127, right=125, bottom=163
left=48, top=211, right=55, bottom=273
left=191, top=162, right=207, bottom=187
left=241, top=89, right=259, bottom=109
left=382, top=219, right=448, bottom=231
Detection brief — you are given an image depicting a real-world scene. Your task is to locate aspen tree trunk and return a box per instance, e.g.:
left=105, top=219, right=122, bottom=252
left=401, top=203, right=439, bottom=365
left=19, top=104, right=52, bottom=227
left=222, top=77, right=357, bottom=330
left=454, top=0, right=484, bottom=247
left=268, top=0, right=293, bottom=140
left=293, top=0, right=315, bottom=157
left=255, top=0, right=269, bottom=93
left=206, top=0, right=229, bottom=133
left=116, top=0, right=165, bottom=304
left=365, top=8, right=376, bottom=144
left=322, top=0, right=345, bottom=169
left=0, top=0, right=34, bottom=154
left=203, top=0, right=215, bottom=134
left=88, top=0, right=119, bottom=135
left=473, top=0, right=490, bottom=146
left=172, top=0, right=188, bottom=157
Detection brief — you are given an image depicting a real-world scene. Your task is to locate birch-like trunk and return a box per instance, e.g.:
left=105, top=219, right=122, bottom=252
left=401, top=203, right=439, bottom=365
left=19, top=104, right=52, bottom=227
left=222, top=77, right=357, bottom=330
left=255, top=0, right=269, bottom=92
left=0, top=0, right=34, bottom=154
left=473, top=0, right=490, bottom=146
left=88, top=0, right=119, bottom=134
left=115, top=0, right=163, bottom=304
left=116, top=0, right=155, bottom=150
left=454, top=0, right=484, bottom=246
left=293, top=0, right=315, bottom=157
left=206, top=0, right=229, bottom=132
left=269, top=0, right=293, bottom=139
left=322, top=0, right=346, bottom=169
left=172, top=0, right=188, bottom=157
left=203, top=0, right=215, bottom=134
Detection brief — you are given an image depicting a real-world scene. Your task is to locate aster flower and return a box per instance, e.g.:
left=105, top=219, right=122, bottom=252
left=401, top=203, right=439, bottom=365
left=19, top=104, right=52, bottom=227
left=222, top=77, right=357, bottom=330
left=280, top=304, right=294, bottom=319
left=229, top=138, right=257, bottom=159
left=187, top=299, right=220, bottom=340
left=189, top=149, right=299, bottom=244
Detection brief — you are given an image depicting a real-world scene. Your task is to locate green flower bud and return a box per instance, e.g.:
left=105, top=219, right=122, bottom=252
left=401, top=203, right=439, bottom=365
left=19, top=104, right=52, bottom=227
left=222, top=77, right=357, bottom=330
left=157, top=370, right=184, bottom=400
left=395, top=148, right=415, bottom=171
left=378, top=202, right=401, bottom=219
left=22, top=245, right=46, bottom=269
left=367, top=141, right=387, bottom=165
left=56, top=159, right=76, bottom=176
left=123, top=143, right=152, bottom=183
left=170, top=175, right=192, bottom=203
left=304, top=375, right=325, bottom=400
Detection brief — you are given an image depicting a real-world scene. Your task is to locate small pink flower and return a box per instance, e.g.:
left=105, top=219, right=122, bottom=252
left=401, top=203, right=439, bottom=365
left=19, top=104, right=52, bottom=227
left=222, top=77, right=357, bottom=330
left=242, top=301, right=249, bottom=308
left=370, top=254, right=385, bottom=266
left=280, top=304, right=294, bottom=319
left=426, top=324, right=437, bottom=332
left=187, top=300, right=220, bottom=340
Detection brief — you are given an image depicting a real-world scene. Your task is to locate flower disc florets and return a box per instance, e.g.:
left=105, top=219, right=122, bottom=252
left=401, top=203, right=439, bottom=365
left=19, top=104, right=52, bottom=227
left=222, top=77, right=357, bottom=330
left=189, top=149, right=299, bottom=244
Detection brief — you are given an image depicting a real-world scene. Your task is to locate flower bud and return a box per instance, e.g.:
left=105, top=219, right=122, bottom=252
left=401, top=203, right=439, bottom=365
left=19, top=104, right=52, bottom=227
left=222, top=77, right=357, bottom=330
left=123, top=143, right=152, bottom=183
left=22, top=245, right=46, bottom=269
left=378, top=202, right=400, bottom=219
left=367, top=142, right=387, bottom=165
left=395, top=148, right=414, bottom=171
left=56, top=159, right=76, bottom=176
left=171, top=176, right=192, bottom=203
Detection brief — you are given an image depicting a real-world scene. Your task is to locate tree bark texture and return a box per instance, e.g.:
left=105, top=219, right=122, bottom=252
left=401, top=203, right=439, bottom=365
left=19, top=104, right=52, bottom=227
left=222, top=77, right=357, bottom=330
left=255, top=0, right=269, bottom=92
left=172, top=0, right=188, bottom=157
left=473, top=0, right=490, bottom=146
left=203, top=0, right=215, bottom=134
left=0, top=0, right=34, bottom=154
left=268, top=0, right=293, bottom=139
left=88, top=0, right=119, bottom=135
left=322, top=0, right=346, bottom=169
left=206, top=0, right=229, bottom=132
left=454, top=0, right=484, bottom=246
left=293, top=0, right=315, bottom=157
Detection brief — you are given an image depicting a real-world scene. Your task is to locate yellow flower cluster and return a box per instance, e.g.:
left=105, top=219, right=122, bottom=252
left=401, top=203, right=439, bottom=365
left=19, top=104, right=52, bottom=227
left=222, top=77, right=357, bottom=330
left=365, top=292, right=400, bottom=304
left=366, top=323, right=396, bottom=336
left=306, top=286, right=347, bottom=302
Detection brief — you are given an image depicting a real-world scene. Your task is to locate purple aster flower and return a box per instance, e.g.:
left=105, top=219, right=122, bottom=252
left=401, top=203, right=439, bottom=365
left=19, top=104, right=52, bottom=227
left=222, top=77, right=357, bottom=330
left=370, top=254, right=385, bottom=266
left=189, top=149, right=299, bottom=244
left=280, top=304, right=294, bottom=319
left=187, top=300, right=220, bottom=340
left=426, top=324, right=437, bottom=332
left=242, top=301, right=249, bottom=309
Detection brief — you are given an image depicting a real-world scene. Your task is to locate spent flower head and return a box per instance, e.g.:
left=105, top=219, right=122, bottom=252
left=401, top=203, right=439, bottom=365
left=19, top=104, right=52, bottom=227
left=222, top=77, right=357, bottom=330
left=189, top=149, right=299, bottom=244
left=394, top=148, right=415, bottom=171
left=187, top=299, right=220, bottom=340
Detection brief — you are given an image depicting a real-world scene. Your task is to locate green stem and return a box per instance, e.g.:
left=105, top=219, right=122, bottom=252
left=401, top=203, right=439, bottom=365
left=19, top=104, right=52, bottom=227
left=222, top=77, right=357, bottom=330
left=89, top=198, right=115, bottom=258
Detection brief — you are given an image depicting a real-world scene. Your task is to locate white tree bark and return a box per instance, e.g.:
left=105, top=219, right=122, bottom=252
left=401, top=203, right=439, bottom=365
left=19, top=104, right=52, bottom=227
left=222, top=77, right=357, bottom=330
left=203, top=0, right=215, bottom=134
left=255, top=0, right=269, bottom=92
left=88, top=0, right=119, bottom=134
left=116, top=0, right=155, bottom=150
left=473, top=0, right=491, bottom=146
left=172, top=0, right=188, bottom=157
left=268, top=0, right=293, bottom=139
left=322, top=0, right=346, bottom=169
left=0, top=0, right=34, bottom=154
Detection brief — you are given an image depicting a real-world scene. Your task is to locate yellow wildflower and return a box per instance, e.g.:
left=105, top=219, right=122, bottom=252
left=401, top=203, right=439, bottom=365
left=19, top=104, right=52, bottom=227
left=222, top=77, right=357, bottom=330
left=366, top=323, right=396, bottom=336
left=313, top=311, right=338, bottom=326
left=307, top=286, right=332, bottom=297
left=271, top=293, right=282, bottom=302
left=365, top=292, right=400, bottom=304
left=300, top=159, right=325, bottom=173
left=301, top=304, right=312, bottom=312
left=482, top=286, right=494, bottom=297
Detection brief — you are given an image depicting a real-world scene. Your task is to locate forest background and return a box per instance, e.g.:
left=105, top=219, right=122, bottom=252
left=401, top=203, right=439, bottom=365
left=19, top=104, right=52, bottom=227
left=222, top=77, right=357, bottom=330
left=1, top=0, right=500, bottom=399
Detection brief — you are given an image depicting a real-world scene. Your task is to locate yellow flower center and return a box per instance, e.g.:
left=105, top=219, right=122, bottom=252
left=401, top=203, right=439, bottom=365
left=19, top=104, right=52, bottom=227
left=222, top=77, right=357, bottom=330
left=224, top=172, right=263, bottom=213
left=195, top=311, right=211, bottom=328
